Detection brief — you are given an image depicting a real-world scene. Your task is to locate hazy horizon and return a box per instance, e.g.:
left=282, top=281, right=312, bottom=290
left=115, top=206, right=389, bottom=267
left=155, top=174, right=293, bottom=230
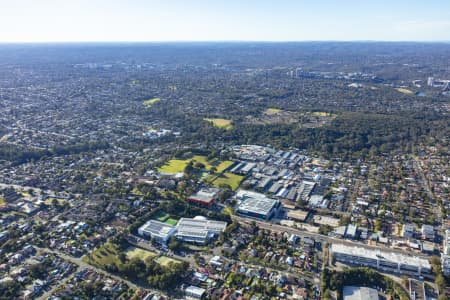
left=1, top=0, right=450, bottom=43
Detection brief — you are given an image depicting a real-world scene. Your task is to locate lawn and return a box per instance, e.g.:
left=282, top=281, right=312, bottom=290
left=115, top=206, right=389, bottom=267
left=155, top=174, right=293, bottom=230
left=154, top=211, right=170, bottom=222
left=126, top=247, right=157, bottom=261
left=204, top=118, right=233, bottom=130
left=164, top=218, right=178, bottom=226
left=85, top=242, right=178, bottom=269
left=152, top=211, right=178, bottom=226
left=192, top=155, right=233, bottom=172
left=84, top=242, right=121, bottom=267
left=159, top=155, right=233, bottom=175
left=191, top=155, right=211, bottom=167
left=265, top=108, right=281, bottom=115
left=396, top=88, right=414, bottom=95
left=311, top=111, right=337, bottom=117
left=154, top=256, right=181, bottom=267
left=215, top=160, right=234, bottom=173
left=158, top=159, right=190, bottom=174
left=143, top=97, right=161, bottom=107
left=211, top=172, right=244, bottom=190
left=0, top=196, right=5, bottom=205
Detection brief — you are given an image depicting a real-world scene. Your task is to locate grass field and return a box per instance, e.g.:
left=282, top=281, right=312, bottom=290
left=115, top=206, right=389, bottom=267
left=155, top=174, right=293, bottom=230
left=0, top=197, right=4, bottom=205
left=84, top=242, right=121, bottom=267
left=204, top=118, right=233, bottom=130
left=126, top=247, right=157, bottom=261
left=153, top=211, right=178, bottom=225
left=215, top=160, right=234, bottom=173
left=158, top=159, right=190, bottom=174
left=84, top=242, right=177, bottom=269
left=143, top=97, right=161, bottom=107
left=396, top=88, right=414, bottom=95
left=164, top=218, right=178, bottom=226
left=158, top=155, right=233, bottom=174
left=265, top=108, right=281, bottom=115
left=154, top=211, right=170, bottom=222
left=211, top=172, right=244, bottom=190
left=311, top=111, right=337, bottom=117
left=154, top=256, right=180, bottom=267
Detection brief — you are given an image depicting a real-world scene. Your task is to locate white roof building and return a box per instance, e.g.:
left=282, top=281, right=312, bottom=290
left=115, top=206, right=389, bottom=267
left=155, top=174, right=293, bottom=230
left=185, top=285, right=206, bottom=299
left=343, top=286, right=379, bottom=300
left=332, top=243, right=431, bottom=276
left=176, top=217, right=227, bottom=244
left=236, top=189, right=280, bottom=220
left=138, top=220, right=176, bottom=243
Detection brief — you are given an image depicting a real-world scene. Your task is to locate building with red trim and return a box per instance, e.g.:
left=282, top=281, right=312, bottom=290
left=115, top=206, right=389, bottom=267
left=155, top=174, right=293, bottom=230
left=188, top=188, right=220, bottom=208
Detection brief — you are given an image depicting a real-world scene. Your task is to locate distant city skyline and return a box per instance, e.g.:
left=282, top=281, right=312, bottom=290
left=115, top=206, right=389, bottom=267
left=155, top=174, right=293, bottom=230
left=1, top=0, right=450, bottom=43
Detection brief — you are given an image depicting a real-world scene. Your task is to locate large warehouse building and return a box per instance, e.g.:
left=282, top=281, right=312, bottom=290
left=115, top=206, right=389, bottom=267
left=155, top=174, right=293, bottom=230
left=176, top=216, right=227, bottom=244
left=137, top=220, right=177, bottom=244
left=235, top=189, right=281, bottom=220
left=331, top=243, right=431, bottom=277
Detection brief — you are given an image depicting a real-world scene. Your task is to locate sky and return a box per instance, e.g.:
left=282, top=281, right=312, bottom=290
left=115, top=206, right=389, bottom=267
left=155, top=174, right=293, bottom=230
left=1, top=0, right=450, bottom=42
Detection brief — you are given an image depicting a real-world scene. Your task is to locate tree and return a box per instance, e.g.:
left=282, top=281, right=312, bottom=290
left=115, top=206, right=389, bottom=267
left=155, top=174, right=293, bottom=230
left=168, top=235, right=181, bottom=250
left=118, top=252, right=127, bottom=263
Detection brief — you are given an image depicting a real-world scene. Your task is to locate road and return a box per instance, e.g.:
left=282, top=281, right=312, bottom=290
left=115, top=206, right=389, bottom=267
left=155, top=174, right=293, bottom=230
left=231, top=215, right=430, bottom=258
left=129, top=233, right=319, bottom=286
left=37, top=269, right=79, bottom=300
left=34, top=246, right=145, bottom=291
left=412, top=156, right=442, bottom=228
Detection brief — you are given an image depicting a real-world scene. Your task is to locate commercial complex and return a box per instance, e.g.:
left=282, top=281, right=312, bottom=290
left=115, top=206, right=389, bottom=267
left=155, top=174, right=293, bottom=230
left=331, top=243, right=431, bottom=276
left=137, top=220, right=177, bottom=244
left=176, top=217, right=227, bottom=244
left=235, top=189, right=281, bottom=220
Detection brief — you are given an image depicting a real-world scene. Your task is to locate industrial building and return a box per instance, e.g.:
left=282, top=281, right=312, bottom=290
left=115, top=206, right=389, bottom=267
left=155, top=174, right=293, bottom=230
left=235, top=189, right=281, bottom=220
left=343, top=286, right=379, bottom=300
left=188, top=187, right=220, bottom=208
left=402, top=223, right=415, bottom=238
left=421, top=224, right=435, bottom=240
left=286, top=209, right=309, bottom=222
left=331, top=243, right=431, bottom=276
left=442, top=230, right=450, bottom=275
left=176, top=216, right=227, bottom=244
left=185, top=285, right=206, bottom=299
left=137, top=220, right=176, bottom=244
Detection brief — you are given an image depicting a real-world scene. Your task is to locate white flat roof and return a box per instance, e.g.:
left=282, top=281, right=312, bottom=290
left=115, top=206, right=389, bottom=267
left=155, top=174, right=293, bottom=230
left=343, top=286, right=379, bottom=300
left=332, top=243, right=431, bottom=270
left=139, top=220, right=175, bottom=239
left=185, top=285, right=206, bottom=296
left=176, top=217, right=227, bottom=239
left=236, top=189, right=278, bottom=216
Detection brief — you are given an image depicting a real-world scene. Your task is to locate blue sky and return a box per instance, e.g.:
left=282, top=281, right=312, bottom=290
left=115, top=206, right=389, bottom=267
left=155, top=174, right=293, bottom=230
left=1, top=0, right=449, bottom=42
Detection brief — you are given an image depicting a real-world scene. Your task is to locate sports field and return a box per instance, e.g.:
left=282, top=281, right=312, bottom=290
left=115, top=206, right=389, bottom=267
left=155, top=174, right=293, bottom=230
left=265, top=108, right=281, bottom=115
left=211, top=172, right=244, bottom=190
left=158, top=155, right=233, bottom=174
left=204, top=118, right=233, bottom=130
left=143, top=97, right=161, bottom=107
